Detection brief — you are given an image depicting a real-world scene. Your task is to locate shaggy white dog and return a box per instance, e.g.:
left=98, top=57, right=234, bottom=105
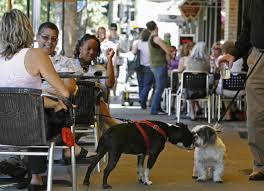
left=191, top=125, right=226, bottom=183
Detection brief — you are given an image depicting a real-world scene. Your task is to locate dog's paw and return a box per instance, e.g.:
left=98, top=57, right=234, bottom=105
left=138, top=178, right=144, bottom=184
left=214, top=180, right=223, bottom=183
left=197, top=177, right=207, bottom=182
left=213, top=178, right=223, bottom=183
left=103, top=184, right=112, bottom=189
left=144, top=180, right=152, bottom=186
left=83, top=180, right=90, bottom=186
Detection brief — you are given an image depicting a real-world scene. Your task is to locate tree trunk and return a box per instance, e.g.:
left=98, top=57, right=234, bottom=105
left=76, top=1, right=88, bottom=39
left=64, top=2, right=77, bottom=57
left=55, top=1, right=77, bottom=57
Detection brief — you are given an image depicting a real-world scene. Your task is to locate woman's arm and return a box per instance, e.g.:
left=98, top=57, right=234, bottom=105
left=132, top=40, right=139, bottom=55
left=105, top=48, right=115, bottom=88
left=44, top=97, right=67, bottom=112
left=25, top=48, right=70, bottom=98
left=153, top=36, right=171, bottom=54
left=153, top=36, right=171, bottom=63
left=178, top=57, right=186, bottom=73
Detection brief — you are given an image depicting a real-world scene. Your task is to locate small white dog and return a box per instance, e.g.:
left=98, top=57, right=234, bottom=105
left=191, top=125, right=226, bottom=183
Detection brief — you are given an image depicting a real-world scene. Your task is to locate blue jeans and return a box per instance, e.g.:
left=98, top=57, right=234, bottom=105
left=150, top=66, right=167, bottom=114
left=136, top=66, right=154, bottom=105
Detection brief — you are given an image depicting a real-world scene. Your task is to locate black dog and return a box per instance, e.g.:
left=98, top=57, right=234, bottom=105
left=83, top=121, right=194, bottom=189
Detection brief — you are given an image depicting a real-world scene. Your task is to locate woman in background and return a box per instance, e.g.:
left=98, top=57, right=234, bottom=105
left=216, top=40, right=245, bottom=120
left=132, top=29, right=154, bottom=109
left=146, top=21, right=171, bottom=115
left=184, top=42, right=210, bottom=120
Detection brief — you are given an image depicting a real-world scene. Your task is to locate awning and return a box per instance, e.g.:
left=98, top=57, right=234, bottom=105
left=178, top=0, right=202, bottom=20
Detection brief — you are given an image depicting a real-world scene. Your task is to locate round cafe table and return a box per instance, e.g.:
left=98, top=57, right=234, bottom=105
left=58, top=72, right=108, bottom=79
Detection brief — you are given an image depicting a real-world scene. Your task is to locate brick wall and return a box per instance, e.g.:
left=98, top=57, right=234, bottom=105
left=224, top=0, right=239, bottom=41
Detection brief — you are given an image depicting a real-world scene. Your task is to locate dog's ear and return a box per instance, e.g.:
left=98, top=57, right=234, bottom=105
left=171, top=123, right=193, bottom=147
left=204, top=126, right=217, bottom=145
left=175, top=122, right=186, bottom=128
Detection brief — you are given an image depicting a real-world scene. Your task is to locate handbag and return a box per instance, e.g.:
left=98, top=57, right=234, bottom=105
left=131, top=50, right=142, bottom=71
left=183, top=88, right=207, bottom=100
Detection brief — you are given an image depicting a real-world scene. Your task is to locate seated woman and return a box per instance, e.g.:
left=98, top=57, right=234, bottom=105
left=72, top=33, right=119, bottom=128
left=0, top=9, right=69, bottom=190
left=36, top=22, right=97, bottom=162
left=38, top=23, right=118, bottom=129
left=183, top=42, right=210, bottom=120
left=216, top=41, right=246, bottom=120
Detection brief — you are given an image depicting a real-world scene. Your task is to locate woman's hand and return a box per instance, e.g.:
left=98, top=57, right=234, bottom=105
left=217, top=54, right=236, bottom=68
left=106, top=48, right=115, bottom=61
left=54, top=100, right=67, bottom=112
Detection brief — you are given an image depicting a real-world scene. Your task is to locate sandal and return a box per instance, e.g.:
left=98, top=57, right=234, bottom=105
left=64, top=148, right=97, bottom=165
left=76, top=147, right=97, bottom=160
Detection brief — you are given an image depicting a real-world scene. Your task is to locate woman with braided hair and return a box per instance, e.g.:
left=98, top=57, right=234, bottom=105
left=73, top=33, right=119, bottom=128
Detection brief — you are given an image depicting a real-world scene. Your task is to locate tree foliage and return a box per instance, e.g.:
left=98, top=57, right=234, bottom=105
left=0, top=0, right=55, bottom=23
left=86, top=0, right=108, bottom=32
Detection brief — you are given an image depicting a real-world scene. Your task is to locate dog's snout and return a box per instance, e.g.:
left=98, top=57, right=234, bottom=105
left=192, top=133, right=198, bottom=140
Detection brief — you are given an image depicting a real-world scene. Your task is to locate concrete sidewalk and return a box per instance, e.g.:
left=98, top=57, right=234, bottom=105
left=84, top=101, right=263, bottom=191
left=2, top=100, right=264, bottom=191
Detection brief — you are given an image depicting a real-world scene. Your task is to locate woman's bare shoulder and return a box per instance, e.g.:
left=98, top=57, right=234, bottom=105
left=26, top=48, right=50, bottom=64
left=26, top=48, right=46, bottom=57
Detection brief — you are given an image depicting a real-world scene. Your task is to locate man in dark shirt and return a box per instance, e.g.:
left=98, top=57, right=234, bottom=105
left=219, top=0, right=264, bottom=181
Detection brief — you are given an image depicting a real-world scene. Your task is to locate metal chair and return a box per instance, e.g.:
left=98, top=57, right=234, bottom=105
left=166, top=69, right=180, bottom=115
left=0, top=87, right=76, bottom=191
left=176, top=71, right=211, bottom=123
left=216, top=72, right=247, bottom=120
left=73, top=80, right=102, bottom=172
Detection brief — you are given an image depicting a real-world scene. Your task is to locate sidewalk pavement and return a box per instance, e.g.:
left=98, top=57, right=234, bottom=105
left=2, top=97, right=264, bottom=191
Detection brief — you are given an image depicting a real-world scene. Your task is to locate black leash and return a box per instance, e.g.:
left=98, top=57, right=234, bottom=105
left=216, top=52, right=264, bottom=124
left=95, top=113, right=132, bottom=123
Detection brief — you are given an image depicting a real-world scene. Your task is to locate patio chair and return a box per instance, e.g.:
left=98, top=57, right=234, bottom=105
left=0, top=87, right=76, bottom=191
left=216, top=72, right=247, bottom=120
left=165, top=69, right=180, bottom=115
left=176, top=71, right=211, bottom=123
left=73, top=80, right=103, bottom=172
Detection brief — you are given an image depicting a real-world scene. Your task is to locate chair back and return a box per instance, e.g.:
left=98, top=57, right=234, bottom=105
left=181, top=71, right=208, bottom=99
left=0, top=87, right=47, bottom=146
left=170, top=70, right=179, bottom=93
left=223, top=72, right=246, bottom=91
left=182, top=71, right=207, bottom=89
left=73, top=80, right=98, bottom=125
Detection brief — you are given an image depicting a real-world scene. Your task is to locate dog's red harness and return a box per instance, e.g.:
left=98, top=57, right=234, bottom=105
left=133, top=120, right=167, bottom=153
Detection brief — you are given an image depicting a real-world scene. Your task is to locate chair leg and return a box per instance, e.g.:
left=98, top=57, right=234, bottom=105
left=69, top=125, right=77, bottom=191
left=208, top=97, right=211, bottom=124
left=204, top=101, right=207, bottom=119
left=47, top=142, right=55, bottom=191
left=176, top=96, right=181, bottom=123
left=217, top=96, right=221, bottom=121
left=93, top=123, right=100, bottom=173
left=168, top=89, right=172, bottom=116
left=70, top=146, right=77, bottom=191
left=212, top=94, right=215, bottom=120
